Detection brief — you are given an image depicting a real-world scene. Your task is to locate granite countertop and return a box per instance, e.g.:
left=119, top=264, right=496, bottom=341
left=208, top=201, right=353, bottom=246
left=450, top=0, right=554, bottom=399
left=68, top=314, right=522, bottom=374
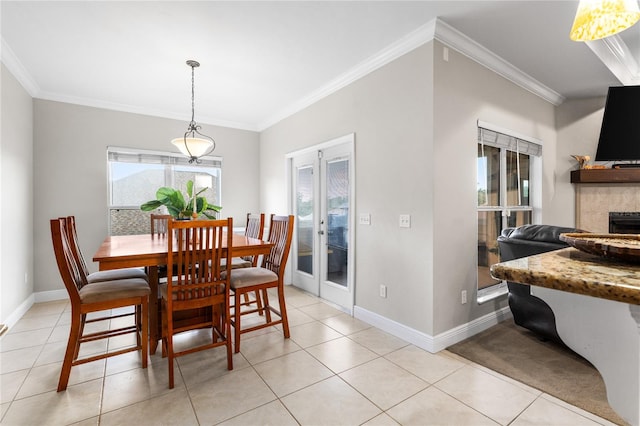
left=490, top=247, right=640, bottom=305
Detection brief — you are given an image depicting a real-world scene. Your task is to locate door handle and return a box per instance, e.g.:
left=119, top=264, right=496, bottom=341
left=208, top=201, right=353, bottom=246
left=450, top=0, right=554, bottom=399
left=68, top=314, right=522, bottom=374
left=318, top=230, right=325, bottom=235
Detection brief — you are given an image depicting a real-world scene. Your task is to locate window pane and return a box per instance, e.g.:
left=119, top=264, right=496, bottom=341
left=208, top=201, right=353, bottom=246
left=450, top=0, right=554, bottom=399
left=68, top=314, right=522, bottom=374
left=174, top=165, right=221, bottom=210
left=110, top=162, right=165, bottom=206
left=296, top=165, right=314, bottom=275
left=478, top=210, right=502, bottom=289
left=506, top=151, right=531, bottom=206
left=506, top=210, right=532, bottom=228
left=478, top=144, right=500, bottom=207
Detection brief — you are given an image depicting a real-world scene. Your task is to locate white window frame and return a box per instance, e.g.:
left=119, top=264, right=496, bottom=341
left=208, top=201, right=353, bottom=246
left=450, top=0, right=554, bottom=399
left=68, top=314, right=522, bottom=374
left=106, top=146, right=223, bottom=232
left=476, top=121, right=542, bottom=303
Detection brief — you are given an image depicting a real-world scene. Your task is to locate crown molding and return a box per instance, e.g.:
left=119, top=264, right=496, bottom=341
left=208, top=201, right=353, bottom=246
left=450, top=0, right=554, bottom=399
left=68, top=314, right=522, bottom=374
left=258, top=19, right=438, bottom=131
left=35, top=90, right=259, bottom=132
left=4, top=18, right=564, bottom=133
left=1, top=37, right=40, bottom=97
left=433, top=19, right=565, bottom=106
left=586, top=35, right=640, bottom=85
left=259, top=18, right=565, bottom=130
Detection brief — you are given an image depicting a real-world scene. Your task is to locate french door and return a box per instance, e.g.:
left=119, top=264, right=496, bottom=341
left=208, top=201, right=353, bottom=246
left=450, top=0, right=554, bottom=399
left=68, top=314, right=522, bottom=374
left=289, top=136, right=354, bottom=313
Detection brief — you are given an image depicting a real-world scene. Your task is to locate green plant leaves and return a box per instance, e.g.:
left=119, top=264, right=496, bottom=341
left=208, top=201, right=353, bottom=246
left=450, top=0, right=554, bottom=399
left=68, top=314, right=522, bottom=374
left=140, top=179, right=221, bottom=219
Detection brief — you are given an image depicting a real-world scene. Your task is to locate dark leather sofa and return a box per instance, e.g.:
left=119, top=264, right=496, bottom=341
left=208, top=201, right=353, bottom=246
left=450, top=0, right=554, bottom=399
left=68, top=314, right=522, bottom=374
left=497, top=224, right=582, bottom=344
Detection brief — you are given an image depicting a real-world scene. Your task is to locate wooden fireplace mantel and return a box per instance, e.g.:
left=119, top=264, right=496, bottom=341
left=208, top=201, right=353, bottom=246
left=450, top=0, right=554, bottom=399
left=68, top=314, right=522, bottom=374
left=571, top=168, right=640, bottom=184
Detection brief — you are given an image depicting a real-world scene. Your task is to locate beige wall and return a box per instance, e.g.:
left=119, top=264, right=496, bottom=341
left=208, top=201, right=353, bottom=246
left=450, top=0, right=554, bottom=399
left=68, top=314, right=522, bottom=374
left=261, top=43, right=436, bottom=333
left=261, top=40, right=566, bottom=337
left=3, top=36, right=607, bottom=339
left=33, top=100, right=260, bottom=294
left=432, top=42, right=557, bottom=334
left=1, top=63, right=34, bottom=324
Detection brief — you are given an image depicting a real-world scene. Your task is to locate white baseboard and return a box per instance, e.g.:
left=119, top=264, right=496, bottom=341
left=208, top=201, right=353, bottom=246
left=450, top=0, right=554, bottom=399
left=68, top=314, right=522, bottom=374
left=34, top=289, right=68, bottom=303
left=1, top=290, right=68, bottom=334
left=2, top=294, right=35, bottom=332
left=354, top=305, right=512, bottom=353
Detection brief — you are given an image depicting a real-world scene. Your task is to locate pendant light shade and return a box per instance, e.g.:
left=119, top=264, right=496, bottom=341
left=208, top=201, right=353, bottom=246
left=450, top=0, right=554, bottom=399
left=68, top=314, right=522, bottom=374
left=171, top=136, right=214, bottom=158
left=570, top=0, right=640, bottom=41
left=172, top=60, right=216, bottom=163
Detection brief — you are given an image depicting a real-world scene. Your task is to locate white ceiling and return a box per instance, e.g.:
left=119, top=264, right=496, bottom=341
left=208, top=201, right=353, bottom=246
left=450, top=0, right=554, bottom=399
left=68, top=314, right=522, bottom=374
left=1, top=1, right=635, bottom=132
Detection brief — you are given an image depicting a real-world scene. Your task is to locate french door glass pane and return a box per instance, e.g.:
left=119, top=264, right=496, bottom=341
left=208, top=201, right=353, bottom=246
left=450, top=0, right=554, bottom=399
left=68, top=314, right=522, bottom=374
left=296, top=165, right=314, bottom=275
left=326, top=159, right=349, bottom=287
left=478, top=210, right=502, bottom=289
left=477, top=144, right=500, bottom=207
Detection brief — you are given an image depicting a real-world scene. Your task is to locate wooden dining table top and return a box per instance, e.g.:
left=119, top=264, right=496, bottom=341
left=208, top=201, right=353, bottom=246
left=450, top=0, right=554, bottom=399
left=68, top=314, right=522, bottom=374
left=93, top=232, right=273, bottom=271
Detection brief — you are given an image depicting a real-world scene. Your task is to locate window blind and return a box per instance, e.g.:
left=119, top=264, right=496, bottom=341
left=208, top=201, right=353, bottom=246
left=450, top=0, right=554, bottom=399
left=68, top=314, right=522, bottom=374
left=477, top=127, right=542, bottom=157
left=107, top=148, right=222, bottom=168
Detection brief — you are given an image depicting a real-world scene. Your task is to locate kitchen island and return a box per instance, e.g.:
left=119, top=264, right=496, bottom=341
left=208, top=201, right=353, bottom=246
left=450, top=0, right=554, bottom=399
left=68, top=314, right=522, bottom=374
left=491, top=247, right=640, bottom=426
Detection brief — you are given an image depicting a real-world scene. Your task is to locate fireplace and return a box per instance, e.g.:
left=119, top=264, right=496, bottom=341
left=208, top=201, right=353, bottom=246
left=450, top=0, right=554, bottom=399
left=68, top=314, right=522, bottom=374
left=609, top=212, right=640, bottom=234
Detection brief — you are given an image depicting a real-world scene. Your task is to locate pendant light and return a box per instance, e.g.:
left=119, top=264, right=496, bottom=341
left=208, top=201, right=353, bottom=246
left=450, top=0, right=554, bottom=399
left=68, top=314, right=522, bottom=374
left=171, top=60, right=216, bottom=163
left=570, top=0, right=640, bottom=41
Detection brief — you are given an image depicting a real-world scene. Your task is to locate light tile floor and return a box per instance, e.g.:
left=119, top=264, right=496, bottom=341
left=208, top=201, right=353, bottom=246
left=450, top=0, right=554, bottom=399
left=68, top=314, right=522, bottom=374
left=0, top=286, right=619, bottom=425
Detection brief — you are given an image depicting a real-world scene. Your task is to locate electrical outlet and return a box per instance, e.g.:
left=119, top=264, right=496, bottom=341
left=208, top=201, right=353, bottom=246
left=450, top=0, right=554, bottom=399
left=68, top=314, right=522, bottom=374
left=399, top=214, right=411, bottom=228
left=359, top=214, right=371, bottom=225
left=461, top=290, right=467, bottom=304
left=379, top=284, right=387, bottom=298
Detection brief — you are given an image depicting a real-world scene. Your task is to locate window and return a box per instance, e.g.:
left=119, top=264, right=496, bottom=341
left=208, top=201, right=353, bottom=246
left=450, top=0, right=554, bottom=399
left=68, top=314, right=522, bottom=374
left=477, top=124, right=542, bottom=295
left=107, top=147, right=222, bottom=235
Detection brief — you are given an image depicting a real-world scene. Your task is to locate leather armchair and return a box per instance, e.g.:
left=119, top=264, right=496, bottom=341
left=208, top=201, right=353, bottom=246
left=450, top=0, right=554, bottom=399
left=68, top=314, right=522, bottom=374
left=497, top=224, right=582, bottom=344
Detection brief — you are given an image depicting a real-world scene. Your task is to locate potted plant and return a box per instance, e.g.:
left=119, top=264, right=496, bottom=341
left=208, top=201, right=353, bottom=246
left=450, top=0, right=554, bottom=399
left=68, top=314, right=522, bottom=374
left=140, top=180, right=221, bottom=219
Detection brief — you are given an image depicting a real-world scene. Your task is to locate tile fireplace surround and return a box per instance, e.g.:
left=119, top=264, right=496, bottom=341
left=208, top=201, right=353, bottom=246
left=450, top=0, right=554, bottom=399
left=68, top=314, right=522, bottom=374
left=575, top=183, right=640, bottom=233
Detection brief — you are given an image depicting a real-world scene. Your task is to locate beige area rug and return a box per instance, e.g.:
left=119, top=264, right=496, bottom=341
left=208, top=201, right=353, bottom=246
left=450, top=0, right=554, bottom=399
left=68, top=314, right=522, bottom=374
left=447, top=320, right=627, bottom=425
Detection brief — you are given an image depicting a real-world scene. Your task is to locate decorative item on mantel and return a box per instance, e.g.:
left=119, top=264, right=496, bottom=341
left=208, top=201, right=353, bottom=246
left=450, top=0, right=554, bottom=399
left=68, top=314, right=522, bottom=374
left=140, top=180, right=221, bottom=220
left=171, top=60, right=216, bottom=164
left=570, top=155, right=607, bottom=170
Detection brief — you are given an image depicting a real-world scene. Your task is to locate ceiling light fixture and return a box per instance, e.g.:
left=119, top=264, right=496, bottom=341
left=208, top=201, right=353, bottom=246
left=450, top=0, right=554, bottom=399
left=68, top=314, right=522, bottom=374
left=570, top=0, right=640, bottom=41
left=171, top=60, right=216, bottom=163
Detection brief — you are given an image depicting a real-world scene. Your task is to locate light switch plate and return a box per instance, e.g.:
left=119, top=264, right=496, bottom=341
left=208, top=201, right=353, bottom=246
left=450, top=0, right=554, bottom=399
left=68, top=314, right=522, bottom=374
left=399, top=214, right=411, bottom=228
left=359, top=214, right=371, bottom=225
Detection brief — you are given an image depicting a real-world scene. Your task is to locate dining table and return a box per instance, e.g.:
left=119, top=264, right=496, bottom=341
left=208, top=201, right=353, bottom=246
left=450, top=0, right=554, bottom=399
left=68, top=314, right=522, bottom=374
left=93, top=232, right=273, bottom=354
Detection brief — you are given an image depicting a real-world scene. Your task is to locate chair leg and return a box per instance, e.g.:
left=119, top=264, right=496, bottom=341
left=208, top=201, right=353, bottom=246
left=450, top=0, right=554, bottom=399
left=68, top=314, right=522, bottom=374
left=58, top=312, right=82, bottom=392
left=234, top=291, right=242, bottom=353
left=262, top=289, right=272, bottom=323
left=255, top=290, right=264, bottom=315
left=166, top=310, right=175, bottom=389
left=141, top=298, right=148, bottom=369
left=224, top=307, right=233, bottom=370
left=277, top=284, right=290, bottom=339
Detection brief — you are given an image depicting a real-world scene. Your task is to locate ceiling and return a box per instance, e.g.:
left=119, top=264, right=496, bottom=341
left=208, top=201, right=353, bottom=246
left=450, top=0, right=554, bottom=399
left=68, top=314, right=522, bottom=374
left=1, top=1, right=636, bottom=132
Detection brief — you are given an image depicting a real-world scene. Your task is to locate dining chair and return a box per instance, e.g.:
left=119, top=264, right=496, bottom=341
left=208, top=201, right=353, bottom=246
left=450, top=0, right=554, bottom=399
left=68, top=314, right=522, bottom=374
left=161, top=218, right=233, bottom=389
left=150, top=214, right=173, bottom=279
left=222, top=213, right=265, bottom=311
left=228, top=214, right=294, bottom=353
left=150, top=213, right=172, bottom=237
left=63, top=216, right=148, bottom=284
left=50, top=218, right=150, bottom=391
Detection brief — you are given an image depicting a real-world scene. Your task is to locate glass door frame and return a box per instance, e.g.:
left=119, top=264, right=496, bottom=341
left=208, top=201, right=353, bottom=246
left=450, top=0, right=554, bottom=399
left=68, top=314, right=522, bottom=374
left=286, top=133, right=355, bottom=314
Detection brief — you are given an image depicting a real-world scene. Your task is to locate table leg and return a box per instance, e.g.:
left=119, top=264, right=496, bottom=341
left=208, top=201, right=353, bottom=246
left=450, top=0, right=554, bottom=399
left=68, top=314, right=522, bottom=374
left=147, top=266, right=159, bottom=355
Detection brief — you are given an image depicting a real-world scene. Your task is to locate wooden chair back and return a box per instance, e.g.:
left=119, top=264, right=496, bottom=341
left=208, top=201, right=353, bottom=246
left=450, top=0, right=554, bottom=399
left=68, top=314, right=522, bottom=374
left=51, top=218, right=86, bottom=304
left=62, top=216, right=91, bottom=284
left=262, top=214, right=295, bottom=279
left=243, top=213, right=265, bottom=266
left=166, top=218, right=232, bottom=311
left=151, top=214, right=172, bottom=236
